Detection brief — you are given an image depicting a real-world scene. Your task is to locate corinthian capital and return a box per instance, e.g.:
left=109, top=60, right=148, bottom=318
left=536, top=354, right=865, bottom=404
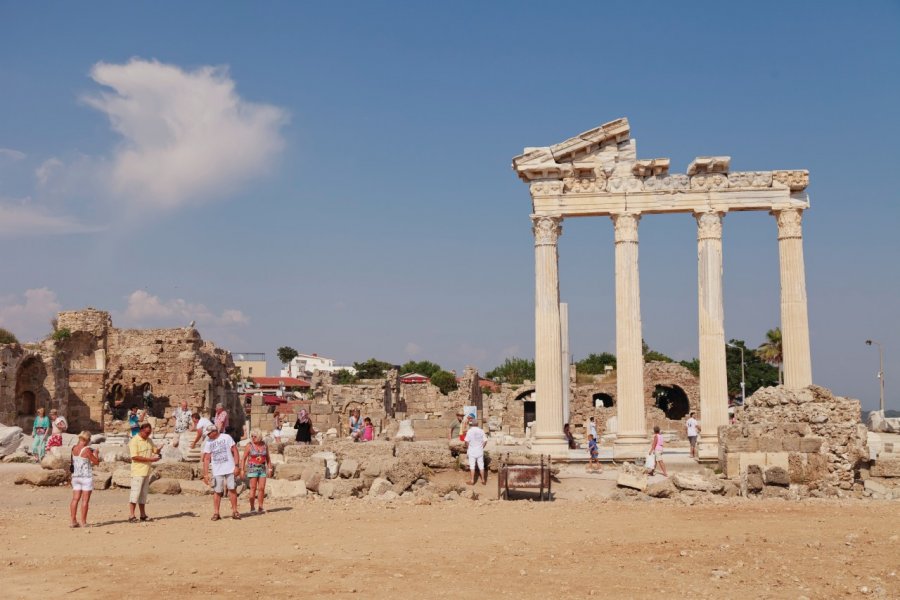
left=532, top=215, right=562, bottom=246
left=773, top=208, right=803, bottom=240
left=695, top=211, right=724, bottom=241
left=612, top=213, right=640, bottom=244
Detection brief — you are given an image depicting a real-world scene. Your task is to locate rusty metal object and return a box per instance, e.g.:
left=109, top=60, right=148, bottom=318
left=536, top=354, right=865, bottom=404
left=497, top=454, right=552, bottom=501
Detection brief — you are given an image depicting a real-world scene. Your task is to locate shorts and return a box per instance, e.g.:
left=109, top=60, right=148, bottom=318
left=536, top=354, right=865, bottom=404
left=212, top=473, right=236, bottom=494
left=467, top=454, right=484, bottom=471
left=688, top=435, right=697, bottom=447
left=246, top=464, right=267, bottom=479
left=653, top=450, right=663, bottom=461
left=130, top=476, right=150, bottom=504
left=72, top=476, right=93, bottom=491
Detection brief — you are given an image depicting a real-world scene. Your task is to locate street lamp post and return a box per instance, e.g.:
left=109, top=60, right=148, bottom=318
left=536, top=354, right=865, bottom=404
left=865, top=340, right=885, bottom=414
left=727, top=343, right=746, bottom=405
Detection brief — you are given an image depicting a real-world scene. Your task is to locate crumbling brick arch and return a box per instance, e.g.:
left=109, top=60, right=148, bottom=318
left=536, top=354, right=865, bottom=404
left=14, top=353, right=51, bottom=429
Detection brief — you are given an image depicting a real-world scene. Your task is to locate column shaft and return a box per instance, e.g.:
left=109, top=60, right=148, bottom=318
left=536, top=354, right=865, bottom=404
left=532, top=216, right=567, bottom=455
left=560, top=302, right=570, bottom=425
left=695, top=212, right=729, bottom=460
left=612, top=213, right=647, bottom=459
left=775, top=209, right=813, bottom=388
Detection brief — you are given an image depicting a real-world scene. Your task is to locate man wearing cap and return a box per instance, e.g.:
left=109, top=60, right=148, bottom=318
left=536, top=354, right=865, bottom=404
left=128, top=423, right=161, bottom=522
left=202, top=424, right=242, bottom=520
left=463, top=417, right=488, bottom=485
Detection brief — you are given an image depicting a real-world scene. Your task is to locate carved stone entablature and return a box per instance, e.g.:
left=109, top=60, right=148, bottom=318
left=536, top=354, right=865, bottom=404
left=695, top=211, right=724, bottom=240
left=690, top=172, right=729, bottom=191
left=774, top=208, right=803, bottom=240
left=687, top=156, right=731, bottom=176
left=728, top=171, right=773, bottom=188
left=612, top=213, right=640, bottom=243
left=643, top=174, right=690, bottom=193
left=548, top=118, right=630, bottom=163
left=562, top=173, right=607, bottom=194
left=632, top=158, right=670, bottom=178
left=607, top=176, right=643, bottom=193
left=529, top=180, right=564, bottom=197
left=513, top=118, right=631, bottom=181
left=532, top=215, right=563, bottom=246
left=771, top=170, right=809, bottom=192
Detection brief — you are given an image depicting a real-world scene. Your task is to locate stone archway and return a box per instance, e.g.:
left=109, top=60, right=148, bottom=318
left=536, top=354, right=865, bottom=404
left=653, top=384, right=690, bottom=420
left=592, top=392, right=615, bottom=408
left=14, top=355, right=49, bottom=430
left=514, top=389, right=536, bottom=432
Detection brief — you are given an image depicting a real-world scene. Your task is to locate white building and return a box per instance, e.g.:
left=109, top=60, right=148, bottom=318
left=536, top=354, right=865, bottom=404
left=280, top=353, right=357, bottom=378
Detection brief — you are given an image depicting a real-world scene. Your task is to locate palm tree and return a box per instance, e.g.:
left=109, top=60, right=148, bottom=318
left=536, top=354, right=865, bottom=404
left=757, top=328, right=783, bottom=384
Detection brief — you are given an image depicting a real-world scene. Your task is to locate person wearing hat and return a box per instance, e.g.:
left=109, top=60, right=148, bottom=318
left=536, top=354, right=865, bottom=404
left=449, top=412, right=464, bottom=440
left=202, top=424, right=242, bottom=520
left=463, top=417, right=488, bottom=485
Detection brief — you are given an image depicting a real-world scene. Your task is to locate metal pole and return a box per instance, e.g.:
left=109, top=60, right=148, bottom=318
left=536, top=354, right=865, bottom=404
left=740, top=346, right=746, bottom=405
left=866, top=340, right=885, bottom=414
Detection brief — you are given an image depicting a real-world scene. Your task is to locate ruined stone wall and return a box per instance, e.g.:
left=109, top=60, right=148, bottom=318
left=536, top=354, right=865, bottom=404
left=719, top=385, right=869, bottom=497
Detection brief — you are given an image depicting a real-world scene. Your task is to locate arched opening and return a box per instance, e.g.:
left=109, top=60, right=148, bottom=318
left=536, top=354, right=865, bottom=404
left=653, top=384, right=690, bottom=420
left=514, top=389, right=536, bottom=432
left=14, top=356, right=48, bottom=428
left=18, top=391, right=36, bottom=416
left=592, top=392, right=615, bottom=408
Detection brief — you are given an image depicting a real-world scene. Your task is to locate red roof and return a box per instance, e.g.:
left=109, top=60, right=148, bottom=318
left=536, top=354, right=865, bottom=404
left=252, top=377, right=311, bottom=388
left=262, top=395, right=287, bottom=406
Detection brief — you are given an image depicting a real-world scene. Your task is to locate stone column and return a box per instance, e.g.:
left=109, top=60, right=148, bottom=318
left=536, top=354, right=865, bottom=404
left=611, top=213, right=647, bottom=459
left=532, top=215, right=568, bottom=455
left=695, top=211, right=729, bottom=460
left=560, top=302, right=570, bottom=425
left=774, top=208, right=813, bottom=388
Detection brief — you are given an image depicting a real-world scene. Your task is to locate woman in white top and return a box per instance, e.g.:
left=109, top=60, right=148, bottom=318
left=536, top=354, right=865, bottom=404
left=70, top=431, right=100, bottom=528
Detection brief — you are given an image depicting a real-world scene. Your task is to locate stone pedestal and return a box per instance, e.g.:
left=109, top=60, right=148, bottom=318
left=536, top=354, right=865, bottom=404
left=695, top=212, right=729, bottom=460
left=611, top=213, right=647, bottom=459
left=532, top=216, right=569, bottom=456
left=774, top=209, right=812, bottom=388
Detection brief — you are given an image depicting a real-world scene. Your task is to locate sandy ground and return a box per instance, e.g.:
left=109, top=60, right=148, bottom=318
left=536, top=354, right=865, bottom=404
left=1, top=463, right=898, bottom=599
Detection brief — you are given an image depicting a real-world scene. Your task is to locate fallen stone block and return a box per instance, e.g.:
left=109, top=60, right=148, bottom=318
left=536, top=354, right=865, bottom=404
left=671, top=473, right=724, bottom=494
left=266, top=479, right=307, bottom=499
left=98, top=445, right=130, bottom=463
left=395, top=420, right=415, bottom=441
left=41, top=450, right=71, bottom=471
left=317, top=481, right=335, bottom=499
left=386, top=458, right=426, bottom=494
left=16, top=469, right=68, bottom=486
left=368, top=477, right=393, bottom=497
left=864, top=479, right=890, bottom=496
left=799, top=437, right=824, bottom=453
left=112, top=468, right=133, bottom=488
left=149, top=478, right=182, bottom=494
left=870, top=458, right=900, bottom=478
left=744, top=464, right=764, bottom=493
left=3, top=450, right=32, bottom=463
left=646, top=479, right=676, bottom=498
left=616, top=471, right=648, bottom=492
left=154, top=462, right=193, bottom=480
left=275, top=463, right=309, bottom=481
left=395, top=442, right=457, bottom=469
left=93, top=471, right=112, bottom=490
left=180, top=480, right=213, bottom=496
left=0, top=425, right=24, bottom=458
left=339, top=459, right=359, bottom=478
left=764, top=466, right=790, bottom=487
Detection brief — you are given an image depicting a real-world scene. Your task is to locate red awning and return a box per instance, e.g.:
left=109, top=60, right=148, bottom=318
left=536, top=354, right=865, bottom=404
left=263, top=395, right=287, bottom=406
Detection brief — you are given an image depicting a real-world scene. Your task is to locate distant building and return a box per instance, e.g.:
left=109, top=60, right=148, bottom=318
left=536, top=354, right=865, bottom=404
left=400, top=373, right=430, bottom=384
left=245, top=376, right=311, bottom=406
left=232, top=352, right=267, bottom=379
left=281, top=353, right=357, bottom=378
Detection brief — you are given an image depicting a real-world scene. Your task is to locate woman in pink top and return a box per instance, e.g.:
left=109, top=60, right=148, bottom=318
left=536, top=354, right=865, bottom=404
left=361, top=417, right=374, bottom=442
left=647, top=425, right=668, bottom=477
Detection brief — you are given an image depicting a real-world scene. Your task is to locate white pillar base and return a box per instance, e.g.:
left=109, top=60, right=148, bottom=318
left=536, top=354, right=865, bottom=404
left=613, top=434, right=648, bottom=460
left=532, top=436, right=571, bottom=458
left=697, top=433, right=720, bottom=461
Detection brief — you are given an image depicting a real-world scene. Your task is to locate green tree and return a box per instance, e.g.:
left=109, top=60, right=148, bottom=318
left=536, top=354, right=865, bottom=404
left=727, top=339, right=778, bottom=399
left=678, top=358, right=701, bottom=377
left=399, top=360, right=442, bottom=378
left=353, top=358, right=394, bottom=379
left=642, top=340, right=673, bottom=363
left=52, top=327, right=71, bottom=342
left=277, top=346, right=298, bottom=367
left=576, top=352, right=617, bottom=374
left=756, top=327, right=784, bottom=384
left=333, top=369, right=358, bottom=384
left=430, top=370, right=458, bottom=395
left=485, top=357, right=535, bottom=385
left=0, top=327, right=18, bottom=344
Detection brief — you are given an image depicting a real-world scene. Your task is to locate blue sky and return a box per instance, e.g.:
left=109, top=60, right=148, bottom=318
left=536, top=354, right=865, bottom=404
left=0, top=1, right=898, bottom=410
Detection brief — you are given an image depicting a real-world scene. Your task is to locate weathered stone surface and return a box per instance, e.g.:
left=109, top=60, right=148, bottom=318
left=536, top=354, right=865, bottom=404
left=339, top=459, right=359, bottom=478
left=395, top=441, right=457, bottom=469
left=159, top=444, right=183, bottom=463
left=149, top=478, right=182, bottom=494
left=98, top=445, right=130, bottom=463
left=616, top=471, right=648, bottom=492
left=744, top=465, right=764, bottom=493
left=153, top=462, right=193, bottom=480
left=112, top=468, right=133, bottom=488
left=385, top=458, right=426, bottom=494
left=764, top=466, right=790, bottom=487
left=274, top=463, right=308, bottom=481
left=0, top=425, right=24, bottom=458
left=799, top=437, right=824, bottom=453
left=646, top=479, right=676, bottom=498
left=317, top=481, right=335, bottom=499
left=864, top=479, right=890, bottom=496
left=93, top=471, right=112, bottom=490
left=266, top=479, right=307, bottom=499
left=871, top=458, right=900, bottom=478
left=180, top=480, right=213, bottom=495
left=16, top=469, right=68, bottom=486
left=671, top=473, right=724, bottom=494
left=3, top=450, right=32, bottom=463
left=395, top=419, right=415, bottom=441
left=283, top=444, right=323, bottom=463
left=41, top=452, right=72, bottom=471
left=368, top=477, right=393, bottom=497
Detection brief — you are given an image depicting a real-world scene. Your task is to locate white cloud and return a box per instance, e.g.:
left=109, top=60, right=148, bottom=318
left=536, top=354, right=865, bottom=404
left=0, top=148, right=26, bottom=161
left=124, top=290, right=248, bottom=328
left=0, top=288, right=61, bottom=342
left=34, top=157, right=63, bottom=187
left=0, top=197, right=102, bottom=237
left=81, top=58, right=288, bottom=211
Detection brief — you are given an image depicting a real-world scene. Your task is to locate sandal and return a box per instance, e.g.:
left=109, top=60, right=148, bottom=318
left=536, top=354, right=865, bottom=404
left=257, top=508, right=266, bottom=515
left=232, top=512, right=241, bottom=520
left=128, top=517, right=138, bottom=523
left=139, top=515, right=152, bottom=522
left=70, top=522, right=80, bottom=528
left=211, top=514, right=220, bottom=521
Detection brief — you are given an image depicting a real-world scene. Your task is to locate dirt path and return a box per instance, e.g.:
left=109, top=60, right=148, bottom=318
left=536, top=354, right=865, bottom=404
left=0, top=464, right=897, bottom=599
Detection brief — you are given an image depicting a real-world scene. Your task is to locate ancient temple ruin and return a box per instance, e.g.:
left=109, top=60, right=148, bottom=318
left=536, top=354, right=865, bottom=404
left=513, top=118, right=812, bottom=458
left=0, top=308, right=240, bottom=433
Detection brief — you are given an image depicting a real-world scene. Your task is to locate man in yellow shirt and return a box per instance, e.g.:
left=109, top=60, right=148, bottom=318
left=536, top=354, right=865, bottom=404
left=128, top=423, right=160, bottom=522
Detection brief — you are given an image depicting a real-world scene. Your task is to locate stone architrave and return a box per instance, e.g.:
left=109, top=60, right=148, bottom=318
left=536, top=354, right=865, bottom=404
left=774, top=208, right=813, bottom=388
left=695, top=211, right=729, bottom=459
left=611, top=213, right=647, bottom=459
left=531, top=215, right=568, bottom=455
